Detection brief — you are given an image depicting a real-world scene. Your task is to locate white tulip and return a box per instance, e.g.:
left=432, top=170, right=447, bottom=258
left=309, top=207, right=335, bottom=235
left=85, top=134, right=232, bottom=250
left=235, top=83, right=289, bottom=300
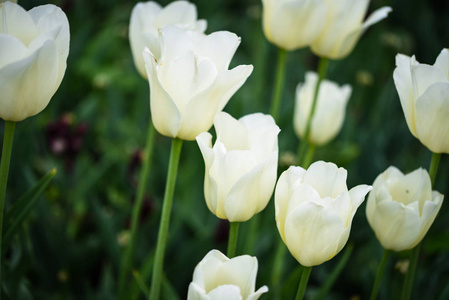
left=187, top=249, right=268, bottom=300
left=275, top=161, right=371, bottom=266
left=143, top=25, right=253, bottom=141
left=261, top=0, right=327, bottom=51
left=311, top=0, right=391, bottom=59
left=393, top=49, right=449, bottom=154
left=294, top=72, right=351, bottom=145
left=129, top=1, right=206, bottom=79
left=366, top=166, right=443, bottom=251
left=196, top=112, right=279, bottom=222
left=0, top=1, right=69, bottom=121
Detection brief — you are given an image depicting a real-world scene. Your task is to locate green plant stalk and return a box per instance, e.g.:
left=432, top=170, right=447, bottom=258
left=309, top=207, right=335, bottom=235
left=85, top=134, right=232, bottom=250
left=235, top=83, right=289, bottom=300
left=370, top=250, right=390, bottom=300
left=295, top=266, right=312, bottom=300
left=269, top=48, right=287, bottom=123
left=0, top=121, right=16, bottom=300
left=227, top=222, right=240, bottom=258
left=297, top=58, right=329, bottom=165
left=314, top=243, right=354, bottom=300
left=302, top=144, right=316, bottom=169
left=401, top=152, right=441, bottom=300
left=149, top=138, right=183, bottom=300
left=118, top=122, right=156, bottom=300
left=271, top=238, right=288, bottom=300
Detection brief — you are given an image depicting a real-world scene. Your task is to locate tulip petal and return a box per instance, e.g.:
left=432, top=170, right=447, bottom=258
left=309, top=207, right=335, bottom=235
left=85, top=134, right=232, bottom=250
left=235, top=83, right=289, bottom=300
left=411, top=64, right=448, bottom=99
left=414, top=82, right=449, bottom=153
left=197, top=132, right=219, bottom=216
left=144, top=49, right=181, bottom=138
left=348, top=184, right=372, bottom=219
left=214, top=112, right=249, bottom=151
left=0, top=34, right=27, bottom=68
left=0, top=39, right=58, bottom=121
left=225, top=151, right=277, bottom=222
left=207, top=285, right=242, bottom=300
left=193, top=250, right=228, bottom=293
left=187, top=282, right=207, bottom=300
left=154, top=1, right=198, bottom=29
left=0, top=1, right=39, bottom=45
left=302, top=161, right=347, bottom=198
left=284, top=201, right=346, bottom=266
left=434, top=48, right=449, bottom=80
left=216, top=255, right=258, bottom=299
left=247, top=286, right=269, bottom=300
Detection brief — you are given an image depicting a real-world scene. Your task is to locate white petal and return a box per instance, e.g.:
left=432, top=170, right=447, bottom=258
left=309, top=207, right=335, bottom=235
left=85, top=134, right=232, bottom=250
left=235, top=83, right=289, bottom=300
left=362, top=6, right=393, bottom=30
left=208, top=285, right=242, bottom=300
left=434, top=48, right=449, bottom=80
left=216, top=255, right=258, bottom=299
left=0, top=1, right=39, bottom=45
left=187, top=282, right=208, bottom=300
left=195, top=31, right=241, bottom=71
left=154, top=1, right=198, bottom=29
left=197, top=132, right=219, bottom=215
left=302, top=161, right=348, bottom=198
left=214, top=112, right=250, bottom=151
left=0, top=34, right=27, bottom=68
left=193, top=250, right=228, bottom=293
left=247, top=286, right=269, bottom=300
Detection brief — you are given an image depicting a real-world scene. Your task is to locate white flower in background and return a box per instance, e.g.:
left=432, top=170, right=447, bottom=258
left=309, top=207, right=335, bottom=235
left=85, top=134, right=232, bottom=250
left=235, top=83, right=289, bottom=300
left=197, top=112, right=279, bottom=222
left=129, top=1, right=206, bottom=79
left=366, top=166, right=443, bottom=251
left=393, top=48, right=449, bottom=154
left=261, top=0, right=327, bottom=51
left=311, top=0, right=391, bottom=59
left=294, top=72, right=351, bottom=145
left=0, top=1, right=69, bottom=121
left=143, top=25, right=253, bottom=141
left=187, top=249, right=268, bottom=300
left=275, top=161, right=371, bottom=266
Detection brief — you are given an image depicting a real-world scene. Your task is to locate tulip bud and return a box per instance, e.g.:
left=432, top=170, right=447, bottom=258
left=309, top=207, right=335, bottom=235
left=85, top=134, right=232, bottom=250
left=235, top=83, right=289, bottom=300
left=196, top=112, right=279, bottom=222
left=366, top=166, right=443, bottom=252
left=0, top=1, right=70, bottom=121
left=311, top=0, right=391, bottom=59
left=187, top=249, right=268, bottom=300
left=143, top=25, right=253, bottom=141
left=393, top=48, right=449, bottom=154
left=261, top=0, right=327, bottom=51
left=275, top=161, right=371, bottom=266
left=294, top=72, right=351, bottom=146
left=129, top=1, right=207, bottom=79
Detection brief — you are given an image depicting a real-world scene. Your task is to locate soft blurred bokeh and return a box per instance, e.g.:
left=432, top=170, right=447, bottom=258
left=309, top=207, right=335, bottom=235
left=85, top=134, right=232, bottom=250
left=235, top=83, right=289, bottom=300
left=3, top=0, right=449, bottom=299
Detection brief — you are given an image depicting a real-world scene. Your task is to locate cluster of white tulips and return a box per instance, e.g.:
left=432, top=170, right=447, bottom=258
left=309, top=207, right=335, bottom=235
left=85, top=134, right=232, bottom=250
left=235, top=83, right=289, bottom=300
left=0, top=0, right=447, bottom=299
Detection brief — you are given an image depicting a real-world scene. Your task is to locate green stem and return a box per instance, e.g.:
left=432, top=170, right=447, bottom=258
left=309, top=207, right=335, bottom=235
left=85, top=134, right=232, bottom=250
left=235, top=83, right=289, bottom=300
left=370, top=250, right=390, bottom=300
left=302, top=144, right=316, bottom=169
left=401, top=152, right=441, bottom=300
left=269, top=48, right=287, bottom=123
left=429, top=152, right=441, bottom=186
left=118, top=122, right=156, bottom=300
left=271, top=239, right=288, bottom=300
left=227, top=222, right=240, bottom=258
left=0, top=121, right=16, bottom=300
left=149, top=138, right=183, bottom=300
left=295, top=266, right=312, bottom=300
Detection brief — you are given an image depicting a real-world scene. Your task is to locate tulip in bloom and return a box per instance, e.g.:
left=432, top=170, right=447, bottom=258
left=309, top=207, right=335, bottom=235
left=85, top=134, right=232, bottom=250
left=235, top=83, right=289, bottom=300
left=143, top=25, right=253, bottom=141
left=393, top=48, right=449, bottom=154
left=366, top=166, right=443, bottom=252
left=0, top=1, right=70, bottom=121
left=294, top=72, right=351, bottom=145
left=187, top=249, right=268, bottom=300
left=275, top=161, right=371, bottom=266
left=129, top=1, right=206, bottom=79
left=261, top=0, right=327, bottom=51
left=311, top=0, right=391, bottom=59
left=196, top=112, right=279, bottom=222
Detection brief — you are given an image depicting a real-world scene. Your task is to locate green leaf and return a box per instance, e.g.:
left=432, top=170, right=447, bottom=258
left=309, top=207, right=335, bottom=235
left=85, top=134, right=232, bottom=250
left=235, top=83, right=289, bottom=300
left=2, top=168, right=57, bottom=247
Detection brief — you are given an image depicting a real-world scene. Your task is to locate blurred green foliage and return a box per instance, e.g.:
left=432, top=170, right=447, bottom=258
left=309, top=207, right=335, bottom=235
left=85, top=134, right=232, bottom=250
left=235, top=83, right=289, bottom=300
left=2, top=0, right=449, bottom=299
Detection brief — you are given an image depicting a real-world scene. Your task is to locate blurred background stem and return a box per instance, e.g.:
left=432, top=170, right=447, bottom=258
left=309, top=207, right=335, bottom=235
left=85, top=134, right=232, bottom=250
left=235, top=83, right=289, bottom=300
left=227, top=222, right=240, bottom=258
left=118, top=122, right=156, bottom=300
left=370, top=249, right=390, bottom=300
left=269, top=48, right=287, bottom=122
left=0, top=121, right=16, bottom=300
left=149, top=138, right=183, bottom=300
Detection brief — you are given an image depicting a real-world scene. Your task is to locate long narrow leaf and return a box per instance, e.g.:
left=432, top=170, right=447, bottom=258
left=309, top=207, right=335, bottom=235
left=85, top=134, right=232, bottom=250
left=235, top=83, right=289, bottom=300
left=3, top=168, right=57, bottom=246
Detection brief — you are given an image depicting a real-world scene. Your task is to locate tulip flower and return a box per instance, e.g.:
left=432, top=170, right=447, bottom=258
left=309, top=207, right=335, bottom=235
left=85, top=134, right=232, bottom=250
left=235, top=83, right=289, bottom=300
left=197, top=112, right=279, bottom=222
left=129, top=1, right=206, bottom=79
left=0, top=1, right=70, bottom=121
left=261, top=0, right=327, bottom=51
left=275, top=161, right=371, bottom=266
left=393, top=48, right=449, bottom=154
left=366, top=166, right=443, bottom=252
left=311, top=0, right=391, bottom=59
left=143, top=25, right=253, bottom=141
left=187, top=249, right=268, bottom=300
left=294, top=72, right=351, bottom=146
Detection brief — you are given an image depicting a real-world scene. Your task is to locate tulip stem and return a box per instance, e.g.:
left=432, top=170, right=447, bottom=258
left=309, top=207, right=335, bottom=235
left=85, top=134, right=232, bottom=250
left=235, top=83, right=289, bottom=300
left=0, top=121, right=16, bottom=300
left=118, top=122, right=156, bottom=300
left=271, top=238, right=288, bottom=299
left=429, top=152, right=441, bottom=186
left=370, top=249, right=390, bottom=300
left=297, top=58, right=328, bottom=166
left=269, top=48, right=287, bottom=123
left=227, top=222, right=240, bottom=258
left=149, top=138, right=183, bottom=300
left=295, top=266, right=312, bottom=300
